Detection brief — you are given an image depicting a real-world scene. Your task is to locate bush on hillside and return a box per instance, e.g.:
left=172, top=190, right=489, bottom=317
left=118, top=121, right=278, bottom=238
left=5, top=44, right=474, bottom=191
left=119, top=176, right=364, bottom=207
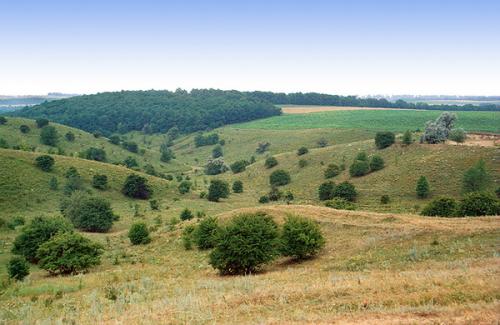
left=208, top=180, right=230, bottom=202
left=61, top=192, right=116, bottom=232
left=92, top=174, right=108, bottom=190
left=178, top=180, right=192, bottom=194
left=318, top=181, right=335, bottom=201
left=35, top=155, right=55, bottom=172
left=281, top=215, right=325, bottom=260
left=402, top=130, right=413, bottom=145
left=180, top=208, right=193, bottom=221
left=349, top=160, right=370, bottom=177
left=380, top=195, right=390, bottom=204
left=212, top=145, right=223, bottom=158
left=109, top=134, right=121, bottom=145
left=143, top=164, right=156, bottom=176
left=369, top=155, right=385, bottom=171
left=40, top=126, right=59, bottom=146
left=259, top=195, right=270, bottom=203
left=457, top=192, right=500, bottom=217
left=269, top=169, right=291, bottom=187
left=128, top=222, right=151, bottom=245
left=122, top=174, right=152, bottom=199
left=123, top=156, right=138, bottom=168
left=204, top=158, right=228, bottom=175
left=416, top=176, right=430, bottom=198
left=63, top=167, right=83, bottom=195
left=65, top=131, right=75, bottom=142
left=317, top=138, right=328, bottom=147
left=264, top=156, right=278, bottom=168
left=36, top=118, right=49, bottom=128
left=160, top=147, right=175, bottom=163
left=324, top=164, right=340, bottom=179
left=49, top=176, right=59, bottom=190
left=325, top=197, right=356, bottom=210
left=375, top=131, right=395, bottom=149
left=463, top=160, right=490, bottom=193
left=284, top=191, right=294, bottom=204
left=449, top=128, right=466, bottom=143
left=194, top=133, right=219, bottom=147
left=421, top=112, right=456, bottom=144
left=256, top=142, right=270, bottom=154
left=36, top=232, right=103, bottom=275
left=268, top=187, right=283, bottom=201
left=82, top=147, right=107, bottom=162
left=421, top=197, right=458, bottom=217
left=355, top=152, right=368, bottom=161
left=298, top=159, right=308, bottom=168
left=297, top=147, right=309, bottom=156
left=232, top=180, right=243, bottom=193
left=209, top=213, right=280, bottom=275
left=193, top=217, right=220, bottom=250
left=0, top=116, right=6, bottom=125
left=122, top=141, right=139, bottom=153
left=181, top=224, right=196, bottom=250
left=19, top=125, right=30, bottom=133
left=7, top=256, right=30, bottom=281
left=12, top=216, right=73, bottom=263
left=230, top=160, right=249, bottom=174
left=332, top=181, right=357, bottom=202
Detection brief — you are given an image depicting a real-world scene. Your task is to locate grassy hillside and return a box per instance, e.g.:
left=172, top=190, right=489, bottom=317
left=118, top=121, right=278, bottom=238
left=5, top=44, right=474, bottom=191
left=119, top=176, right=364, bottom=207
left=236, top=110, right=500, bottom=132
left=1, top=205, right=498, bottom=323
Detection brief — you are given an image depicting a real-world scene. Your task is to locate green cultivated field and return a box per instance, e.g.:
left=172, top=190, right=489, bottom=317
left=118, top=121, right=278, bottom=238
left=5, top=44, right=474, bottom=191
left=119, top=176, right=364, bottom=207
left=236, top=110, right=500, bottom=133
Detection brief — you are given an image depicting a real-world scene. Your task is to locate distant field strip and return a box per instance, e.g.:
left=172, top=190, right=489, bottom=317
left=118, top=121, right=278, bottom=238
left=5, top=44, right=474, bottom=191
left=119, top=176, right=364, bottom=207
left=236, top=110, right=500, bottom=132
left=280, top=105, right=407, bottom=113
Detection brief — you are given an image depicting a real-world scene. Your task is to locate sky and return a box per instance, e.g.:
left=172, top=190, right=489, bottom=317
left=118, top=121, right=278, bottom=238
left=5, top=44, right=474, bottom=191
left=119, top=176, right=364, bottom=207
left=1, top=0, right=499, bottom=96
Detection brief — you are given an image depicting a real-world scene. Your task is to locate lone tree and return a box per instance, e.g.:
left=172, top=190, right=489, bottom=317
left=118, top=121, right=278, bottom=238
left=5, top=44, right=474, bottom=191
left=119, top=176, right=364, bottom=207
left=122, top=174, right=153, bottom=199
left=61, top=192, right=116, bottom=232
left=208, top=179, right=230, bottom=202
left=128, top=222, right=151, bottom=245
left=375, top=131, right=395, bottom=149
left=421, top=112, right=457, bottom=144
left=35, top=155, right=55, bottom=172
left=269, top=169, right=291, bottom=187
left=463, top=160, right=490, bottom=193
left=40, top=126, right=59, bottom=146
left=281, top=215, right=325, bottom=260
left=230, top=160, right=249, bottom=174
left=416, top=176, right=430, bottom=198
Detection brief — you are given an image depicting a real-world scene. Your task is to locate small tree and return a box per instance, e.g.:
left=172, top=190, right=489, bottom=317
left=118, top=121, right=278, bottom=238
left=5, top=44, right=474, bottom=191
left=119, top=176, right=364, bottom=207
left=92, top=174, right=108, bottom=190
left=458, top=192, right=500, bottom=217
left=318, top=181, right=335, bottom=201
left=369, top=155, right=385, bottom=171
left=232, top=180, right=243, bottom=193
left=160, top=148, right=175, bottom=163
left=269, top=169, right=291, bottom=186
left=324, top=164, right=340, bottom=179
left=7, top=256, right=30, bottom=281
left=65, top=131, right=75, bottom=142
left=208, top=180, right=230, bottom=202
left=19, top=125, right=30, bottom=134
left=375, top=131, right=395, bottom=149
left=333, top=181, right=357, bottom=202
left=82, top=147, right=107, bottom=162
left=209, top=213, right=280, bottom=275
left=180, top=208, right=193, bottom=221
left=128, top=222, right=151, bottom=245
left=36, top=232, right=103, bottom=275
left=281, top=215, right=325, bottom=260
left=109, top=134, right=121, bottom=145
left=449, top=128, right=466, bottom=143
left=421, top=112, right=457, bottom=144
left=122, top=174, right=152, bottom=199
left=35, top=155, right=55, bottom=172
left=36, top=118, right=49, bottom=128
left=61, top=192, right=116, bottom=232
left=193, top=217, right=220, bottom=249
left=297, top=147, right=309, bottom=156
left=265, top=156, right=278, bottom=169
left=178, top=180, right=192, bottom=194
left=212, top=145, right=223, bottom=158
left=230, top=160, right=248, bottom=174
left=123, top=156, right=138, bottom=168
left=462, top=160, right=490, bottom=193
left=204, top=158, right=228, bottom=175
left=402, top=130, right=412, bottom=145
left=416, top=176, right=430, bottom=198
left=349, top=160, right=370, bottom=177
left=40, top=126, right=59, bottom=146
left=421, top=197, right=457, bottom=217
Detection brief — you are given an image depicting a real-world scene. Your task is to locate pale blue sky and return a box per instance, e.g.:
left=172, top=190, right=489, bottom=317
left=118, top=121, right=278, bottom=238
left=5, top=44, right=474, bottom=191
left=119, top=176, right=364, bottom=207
left=1, top=0, right=499, bottom=95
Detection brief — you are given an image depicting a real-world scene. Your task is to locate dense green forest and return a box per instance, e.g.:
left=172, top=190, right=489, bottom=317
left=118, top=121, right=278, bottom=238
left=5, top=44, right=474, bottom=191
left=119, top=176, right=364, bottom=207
left=13, top=89, right=281, bottom=135
left=246, top=91, right=500, bottom=111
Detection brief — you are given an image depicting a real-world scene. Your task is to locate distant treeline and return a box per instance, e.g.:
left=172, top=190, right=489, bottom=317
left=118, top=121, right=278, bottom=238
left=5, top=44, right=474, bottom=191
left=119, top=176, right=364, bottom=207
left=246, top=91, right=500, bottom=111
left=13, top=89, right=281, bottom=135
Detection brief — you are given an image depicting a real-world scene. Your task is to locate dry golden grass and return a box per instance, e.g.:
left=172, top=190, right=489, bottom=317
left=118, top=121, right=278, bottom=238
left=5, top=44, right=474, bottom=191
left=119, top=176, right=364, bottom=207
left=1, top=205, right=498, bottom=324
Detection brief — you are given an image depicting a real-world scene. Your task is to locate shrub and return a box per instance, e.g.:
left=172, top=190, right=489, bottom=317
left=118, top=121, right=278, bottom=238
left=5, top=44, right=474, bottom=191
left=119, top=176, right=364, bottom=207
left=325, top=198, right=356, bottom=210
left=324, top=164, right=340, bottom=179
left=160, top=148, right=175, bottom=162
left=149, top=199, right=159, bottom=210
left=209, top=213, right=280, bottom=275
left=332, top=181, right=357, bottom=202
left=193, top=217, right=220, bottom=249
left=181, top=225, right=196, bottom=250
left=122, top=141, right=139, bottom=153
left=143, top=164, right=156, bottom=176
left=49, top=177, right=59, bottom=190
left=232, top=180, right=243, bottom=193
left=268, top=187, right=283, bottom=201
left=230, top=160, right=248, bottom=174
left=421, top=112, right=456, bottom=144
left=259, top=195, right=270, bottom=203
left=12, top=216, right=73, bottom=263
left=92, top=174, right=108, bottom=190
left=281, top=215, right=325, bottom=259
left=402, top=130, right=412, bottom=145
left=0, top=138, right=8, bottom=148
left=318, top=181, right=335, bottom=201
left=7, top=256, right=30, bottom=281
left=264, top=156, right=278, bottom=168
left=178, top=180, right=192, bottom=194
left=83, top=147, right=107, bottom=162
left=355, top=152, right=368, bottom=161
left=61, top=193, right=116, bottom=232
left=380, top=195, right=390, bottom=204
left=317, top=138, right=328, bottom=147
left=458, top=192, right=500, bottom=217
left=36, top=232, right=103, bottom=275
left=63, top=167, right=83, bottom=195
left=65, top=131, right=75, bottom=142
left=35, top=155, right=55, bottom=172
left=298, top=159, right=308, bottom=168
left=284, top=191, right=294, bottom=204
left=212, top=145, right=223, bottom=158
left=463, top=160, right=490, bottom=193
left=19, top=125, right=30, bottom=133
left=256, top=142, right=270, bottom=154
left=269, top=169, right=291, bottom=187
left=369, top=155, right=385, bottom=171
left=36, top=118, right=49, bottom=128
left=180, top=208, right=193, bottom=221
left=297, top=147, right=309, bottom=156
left=496, top=187, right=500, bottom=198
left=128, top=222, right=151, bottom=245
left=123, top=156, right=138, bottom=168
left=416, top=176, right=430, bottom=198
left=40, top=126, right=59, bottom=146
left=349, top=160, right=370, bottom=177
left=421, top=197, right=457, bottom=217
left=375, top=131, right=395, bottom=149
left=122, top=174, right=152, bottom=199
left=194, top=133, right=219, bottom=147
left=449, top=128, right=466, bottom=143
left=109, top=134, right=121, bottom=145
left=208, top=180, right=230, bottom=202
left=204, top=158, right=228, bottom=175
left=0, top=116, right=6, bottom=125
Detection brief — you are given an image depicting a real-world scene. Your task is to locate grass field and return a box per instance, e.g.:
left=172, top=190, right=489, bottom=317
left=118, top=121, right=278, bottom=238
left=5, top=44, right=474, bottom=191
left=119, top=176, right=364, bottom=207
left=236, top=110, right=500, bottom=133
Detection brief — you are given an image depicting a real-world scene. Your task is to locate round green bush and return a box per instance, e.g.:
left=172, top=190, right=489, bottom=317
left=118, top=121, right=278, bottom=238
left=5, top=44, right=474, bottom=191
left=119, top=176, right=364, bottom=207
left=375, top=131, right=395, bottom=149
left=458, top=192, right=500, bottom=216
left=232, top=180, right=243, bottom=193
left=35, top=155, right=55, bottom=172
left=264, top=156, right=278, bottom=169
left=178, top=180, right=192, bottom=194
left=297, top=147, right=309, bottom=156
left=324, top=164, right=340, bottom=179
left=369, top=155, right=385, bottom=171
left=449, top=128, right=466, bottom=143
left=36, top=232, right=103, bottom=275
left=193, top=217, right=220, bottom=250
left=269, top=169, right=291, bottom=187
left=180, top=208, right=194, bottom=221
left=281, top=215, right=325, bottom=259
left=40, top=126, right=59, bottom=146
left=122, top=174, right=152, bottom=199
left=325, top=198, right=356, bottom=210
left=12, top=216, right=73, bottom=263
left=318, top=181, right=335, bottom=201
left=19, top=125, right=30, bottom=133
left=349, top=160, right=370, bottom=177
left=128, top=222, right=151, bottom=245
left=61, top=193, right=116, bottom=232
left=7, top=256, right=30, bottom=281
left=421, top=197, right=457, bottom=217
left=332, top=181, right=357, bottom=202
left=35, top=118, right=49, bottom=128
left=65, top=131, right=75, bottom=142
left=209, top=213, right=280, bottom=275
left=208, top=180, right=230, bottom=202
left=92, top=174, right=108, bottom=190
left=230, top=160, right=248, bottom=174
left=259, top=195, right=270, bottom=203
